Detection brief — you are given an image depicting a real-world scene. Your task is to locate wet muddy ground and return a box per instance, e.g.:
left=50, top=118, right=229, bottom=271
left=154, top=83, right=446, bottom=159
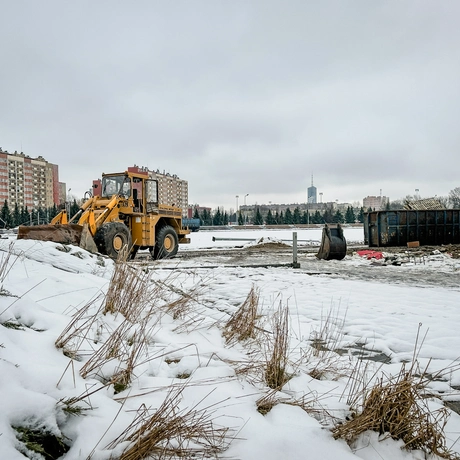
left=135, top=242, right=460, bottom=290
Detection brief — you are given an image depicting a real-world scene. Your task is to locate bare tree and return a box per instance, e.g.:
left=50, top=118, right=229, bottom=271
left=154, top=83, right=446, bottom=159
left=448, top=187, right=460, bottom=208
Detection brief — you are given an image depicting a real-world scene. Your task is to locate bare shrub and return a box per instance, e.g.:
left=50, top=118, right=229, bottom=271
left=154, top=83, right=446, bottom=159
left=333, top=362, right=460, bottom=459
left=224, top=285, right=260, bottom=344
left=106, top=386, right=231, bottom=459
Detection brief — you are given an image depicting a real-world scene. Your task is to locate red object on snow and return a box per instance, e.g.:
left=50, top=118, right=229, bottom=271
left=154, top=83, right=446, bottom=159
left=357, top=250, right=384, bottom=260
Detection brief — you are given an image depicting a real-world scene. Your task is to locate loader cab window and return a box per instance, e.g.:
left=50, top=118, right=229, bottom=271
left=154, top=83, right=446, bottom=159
left=102, top=175, right=131, bottom=199
left=132, top=177, right=143, bottom=212
left=145, top=179, right=158, bottom=213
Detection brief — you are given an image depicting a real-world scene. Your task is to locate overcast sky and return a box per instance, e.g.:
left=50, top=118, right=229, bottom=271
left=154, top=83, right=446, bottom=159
left=1, top=1, right=459, bottom=210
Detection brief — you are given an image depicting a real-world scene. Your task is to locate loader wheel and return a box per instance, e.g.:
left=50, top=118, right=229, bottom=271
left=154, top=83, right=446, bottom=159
left=94, top=222, right=132, bottom=260
left=151, top=225, right=178, bottom=259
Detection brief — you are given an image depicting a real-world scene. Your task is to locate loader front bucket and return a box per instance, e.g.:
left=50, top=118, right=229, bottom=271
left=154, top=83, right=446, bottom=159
left=316, top=224, right=347, bottom=261
left=17, top=224, right=84, bottom=246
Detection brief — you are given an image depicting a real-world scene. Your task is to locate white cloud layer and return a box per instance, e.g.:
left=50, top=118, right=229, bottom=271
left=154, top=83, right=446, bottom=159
left=1, top=1, right=459, bottom=209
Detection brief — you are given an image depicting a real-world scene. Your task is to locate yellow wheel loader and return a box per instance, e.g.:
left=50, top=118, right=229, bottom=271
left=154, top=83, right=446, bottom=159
left=17, top=171, right=190, bottom=260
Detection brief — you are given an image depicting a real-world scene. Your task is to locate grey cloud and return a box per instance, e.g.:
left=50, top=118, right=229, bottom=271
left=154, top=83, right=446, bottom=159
left=1, top=1, right=460, bottom=209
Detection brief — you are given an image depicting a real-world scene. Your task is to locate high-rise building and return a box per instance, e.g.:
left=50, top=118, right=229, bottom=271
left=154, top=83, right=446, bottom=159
left=128, top=165, right=188, bottom=213
left=307, top=175, right=317, bottom=204
left=363, top=195, right=388, bottom=211
left=0, top=148, right=61, bottom=209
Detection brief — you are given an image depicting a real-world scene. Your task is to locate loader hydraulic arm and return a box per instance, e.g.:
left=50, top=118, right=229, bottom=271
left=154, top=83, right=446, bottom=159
left=50, top=196, right=98, bottom=226
left=78, top=194, right=123, bottom=237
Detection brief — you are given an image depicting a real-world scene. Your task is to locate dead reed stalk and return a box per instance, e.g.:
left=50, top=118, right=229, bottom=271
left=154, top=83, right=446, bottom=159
left=333, top=363, right=460, bottom=459
left=302, top=303, right=353, bottom=381
left=55, top=294, right=105, bottom=359
left=0, top=242, right=19, bottom=289
left=106, top=386, right=230, bottom=459
left=264, top=302, right=291, bottom=390
left=103, top=256, right=152, bottom=321
left=224, top=285, right=260, bottom=344
left=256, top=389, right=282, bottom=415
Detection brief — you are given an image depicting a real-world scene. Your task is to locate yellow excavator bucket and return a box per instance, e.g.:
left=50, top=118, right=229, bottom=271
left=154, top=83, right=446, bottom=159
left=316, top=223, right=347, bottom=261
left=17, top=223, right=98, bottom=253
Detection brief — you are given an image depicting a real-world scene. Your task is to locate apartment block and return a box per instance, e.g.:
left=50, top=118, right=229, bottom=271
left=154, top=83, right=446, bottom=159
left=0, top=149, right=61, bottom=209
left=363, top=195, right=388, bottom=211
left=128, top=165, right=188, bottom=213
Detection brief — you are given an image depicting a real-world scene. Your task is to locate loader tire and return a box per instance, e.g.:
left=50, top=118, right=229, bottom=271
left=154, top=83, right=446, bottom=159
left=94, top=222, right=132, bottom=260
left=151, top=225, right=178, bottom=259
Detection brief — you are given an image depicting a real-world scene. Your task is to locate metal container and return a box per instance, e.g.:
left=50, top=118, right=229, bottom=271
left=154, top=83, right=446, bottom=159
left=364, top=210, right=460, bottom=247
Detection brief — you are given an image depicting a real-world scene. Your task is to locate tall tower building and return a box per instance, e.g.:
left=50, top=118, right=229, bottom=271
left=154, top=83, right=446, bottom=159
left=307, top=175, right=317, bottom=204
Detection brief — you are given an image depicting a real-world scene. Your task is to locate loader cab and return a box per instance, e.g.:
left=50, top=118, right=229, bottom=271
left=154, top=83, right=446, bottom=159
left=101, top=174, right=131, bottom=199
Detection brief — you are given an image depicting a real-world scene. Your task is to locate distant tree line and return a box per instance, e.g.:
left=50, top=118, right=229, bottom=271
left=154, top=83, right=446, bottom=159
left=193, top=205, right=366, bottom=226
left=0, top=199, right=80, bottom=229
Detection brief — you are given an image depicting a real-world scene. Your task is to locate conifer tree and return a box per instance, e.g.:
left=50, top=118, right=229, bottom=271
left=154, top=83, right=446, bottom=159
left=253, top=207, right=263, bottom=225
left=49, top=204, right=59, bottom=221
left=265, top=209, right=275, bottom=225
left=345, top=206, right=356, bottom=223
left=213, top=208, right=222, bottom=226
left=70, top=199, right=79, bottom=217
left=21, top=206, right=30, bottom=226
left=301, top=211, right=308, bottom=224
left=333, top=209, right=344, bottom=223
left=284, top=208, right=293, bottom=224
left=322, top=207, right=334, bottom=223
left=293, top=207, right=301, bottom=224
left=238, top=210, right=244, bottom=225
left=313, top=210, right=322, bottom=224
left=0, top=200, right=11, bottom=228
left=278, top=211, right=284, bottom=224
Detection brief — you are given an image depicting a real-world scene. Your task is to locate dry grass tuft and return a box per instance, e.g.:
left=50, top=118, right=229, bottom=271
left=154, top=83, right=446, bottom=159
left=256, top=390, right=281, bottom=415
left=333, top=362, right=460, bottom=459
left=0, top=242, right=19, bottom=287
left=106, top=386, right=231, bottom=460
left=103, top=251, right=152, bottom=321
left=55, top=294, right=105, bottom=360
left=79, top=316, right=154, bottom=391
left=224, top=285, right=260, bottom=344
left=152, top=276, right=203, bottom=321
left=304, top=304, right=352, bottom=381
left=264, top=302, right=291, bottom=390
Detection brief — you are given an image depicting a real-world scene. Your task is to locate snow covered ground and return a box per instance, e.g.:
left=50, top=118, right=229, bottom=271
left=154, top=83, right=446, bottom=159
left=0, top=227, right=460, bottom=460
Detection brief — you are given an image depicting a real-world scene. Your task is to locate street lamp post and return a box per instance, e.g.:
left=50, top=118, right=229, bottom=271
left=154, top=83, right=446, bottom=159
left=235, top=195, right=239, bottom=224
left=244, top=194, right=249, bottom=223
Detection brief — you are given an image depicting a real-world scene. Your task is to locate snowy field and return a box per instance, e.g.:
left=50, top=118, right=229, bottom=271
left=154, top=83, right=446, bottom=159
left=0, top=227, right=460, bottom=460
left=182, top=225, right=365, bottom=250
